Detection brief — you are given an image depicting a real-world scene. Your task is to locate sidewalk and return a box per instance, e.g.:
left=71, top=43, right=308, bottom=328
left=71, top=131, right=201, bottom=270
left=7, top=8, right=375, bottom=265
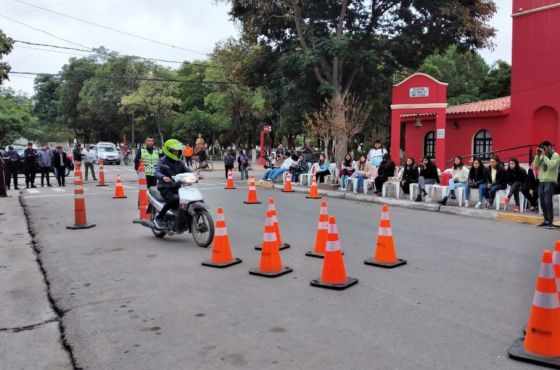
left=0, top=190, right=72, bottom=369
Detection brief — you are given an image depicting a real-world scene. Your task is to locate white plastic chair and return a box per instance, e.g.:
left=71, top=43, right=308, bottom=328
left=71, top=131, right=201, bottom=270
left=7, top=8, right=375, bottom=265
left=409, top=183, right=419, bottom=201
left=300, top=163, right=317, bottom=187
left=496, top=185, right=526, bottom=211
left=382, top=167, right=403, bottom=198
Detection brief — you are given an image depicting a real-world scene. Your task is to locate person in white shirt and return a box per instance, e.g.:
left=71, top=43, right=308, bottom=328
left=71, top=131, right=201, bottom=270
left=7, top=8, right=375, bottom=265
left=82, top=145, right=97, bottom=181
left=367, top=140, right=387, bottom=167
left=262, top=153, right=293, bottom=181
left=439, top=156, right=469, bottom=206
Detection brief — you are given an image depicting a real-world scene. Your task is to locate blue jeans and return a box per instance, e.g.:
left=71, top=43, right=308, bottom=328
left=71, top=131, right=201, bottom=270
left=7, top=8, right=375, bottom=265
left=356, top=174, right=366, bottom=192
left=267, top=168, right=287, bottom=181
left=340, top=175, right=349, bottom=189
left=539, top=182, right=556, bottom=224
left=262, top=168, right=273, bottom=180
left=445, top=180, right=467, bottom=197
left=486, top=183, right=506, bottom=203
left=465, top=183, right=486, bottom=201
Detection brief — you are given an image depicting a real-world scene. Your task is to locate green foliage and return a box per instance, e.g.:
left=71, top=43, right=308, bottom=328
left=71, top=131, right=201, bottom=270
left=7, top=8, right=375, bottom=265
left=0, top=29, right=14, bottom=84
left=0, top=94, right=36, bottom=144
left=480, top=60, right=511, bottom=100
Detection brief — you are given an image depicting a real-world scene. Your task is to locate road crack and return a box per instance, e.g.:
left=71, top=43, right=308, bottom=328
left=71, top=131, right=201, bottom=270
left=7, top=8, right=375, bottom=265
left=0, top=317, right=59, bottom=333
left=19, top=195, right=81, bottom=370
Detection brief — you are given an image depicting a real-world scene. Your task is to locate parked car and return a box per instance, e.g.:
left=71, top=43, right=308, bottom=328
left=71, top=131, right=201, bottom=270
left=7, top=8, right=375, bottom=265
left=95, top=142, right=121, bottom=165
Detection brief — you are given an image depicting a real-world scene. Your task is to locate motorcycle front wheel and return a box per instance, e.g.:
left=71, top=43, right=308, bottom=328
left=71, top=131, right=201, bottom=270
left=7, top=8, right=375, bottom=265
left=191, top=209, right=214, bottom=248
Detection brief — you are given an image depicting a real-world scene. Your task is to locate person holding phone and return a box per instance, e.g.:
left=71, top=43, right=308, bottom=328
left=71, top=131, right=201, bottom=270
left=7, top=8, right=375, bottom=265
left=533, top=141, right=560, bottom=228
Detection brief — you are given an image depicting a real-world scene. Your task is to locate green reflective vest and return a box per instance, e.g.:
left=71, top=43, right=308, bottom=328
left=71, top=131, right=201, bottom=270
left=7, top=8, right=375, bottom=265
left=141, top=147, right=159, bottom=176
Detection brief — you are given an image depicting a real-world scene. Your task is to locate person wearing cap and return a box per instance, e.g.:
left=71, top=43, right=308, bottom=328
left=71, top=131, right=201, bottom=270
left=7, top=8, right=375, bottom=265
left=2, top=145, right=20, bottom=190
left=23, top=142, right=38, bottom=188
left=533, top=140, right=560, bottom=229
left=72, top=143, right=83, bottom=169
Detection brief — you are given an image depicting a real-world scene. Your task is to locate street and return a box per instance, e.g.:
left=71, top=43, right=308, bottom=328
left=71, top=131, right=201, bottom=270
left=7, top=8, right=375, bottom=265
left=10, top=166, right=557, bottom=370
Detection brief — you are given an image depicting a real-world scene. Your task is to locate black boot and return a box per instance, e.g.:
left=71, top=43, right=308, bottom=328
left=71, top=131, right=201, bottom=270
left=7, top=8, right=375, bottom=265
left=415, top=194, right=422, bottom=202
left=450, top=190, right=456, bottom=200
left=438, top=197, right=448, bottom=206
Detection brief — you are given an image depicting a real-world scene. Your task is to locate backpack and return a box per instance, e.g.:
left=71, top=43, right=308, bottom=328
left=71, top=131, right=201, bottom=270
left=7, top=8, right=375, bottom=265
left=224, top=155, right=235, bottom=166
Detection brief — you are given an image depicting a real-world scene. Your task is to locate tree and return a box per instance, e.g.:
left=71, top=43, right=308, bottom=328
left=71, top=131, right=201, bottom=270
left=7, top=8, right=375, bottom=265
left=0, top=29, right=14, bottom=84
left=0, top=94, right=36, bottom=144
left=480, top=60, right=511, bottom=100
left=223, top=0, right=497, bottom=157
left=33, top=74, right=62, bottom=126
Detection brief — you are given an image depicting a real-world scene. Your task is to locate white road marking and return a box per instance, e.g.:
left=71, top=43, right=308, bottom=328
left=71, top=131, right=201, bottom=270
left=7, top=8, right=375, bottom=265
left=52, top=188, right=65, bottom=192
left=27, top=189, right=40, bottom=194
left=122, top=185, right=136, bottom=189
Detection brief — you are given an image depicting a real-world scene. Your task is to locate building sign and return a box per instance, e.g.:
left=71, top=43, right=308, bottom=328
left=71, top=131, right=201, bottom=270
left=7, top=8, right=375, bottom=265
left=437, top=128, right=445, bottom=139
left=263, top=125, right=272, bottom=133
left=409, top=87, right=429, bottom=98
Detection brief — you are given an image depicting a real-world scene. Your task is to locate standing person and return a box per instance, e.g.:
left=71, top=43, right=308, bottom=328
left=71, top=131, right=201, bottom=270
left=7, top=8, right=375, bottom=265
left=302, top=140, right=314, bottom=170
left=374, top=153, right=396, bottom=195
left=439, top=156, right=469, bottom=206
left=400, top=157, right=418, bottom=195
left=500, top=158, right=530, bottom=212
left=315, top=154, right=331, bottom=183
left=82, top=145, right=97, bottom=181
left=183, top=143, right=193, bottom=168
left=37, top=144, right=54, bottom=187
left=72, top=143, right=83, bottom=169
left=339, top=154, right=355, bottom=190
left=533, top=141, right=560, bottom=228
left=52, top=145, right=68, bottom=186
left=367, top=140, right=388, bottom=168
left=485, top=156, right=507, bottom=208
left=465, top=158, right=488, bottom=208
left=415, top=157, right=440, bottom=202
left=134, top=136, right=159, bottom=188
left=23, top=142, right=38, bottom=188
left=3, top=145, right=20, bottom=190
left=224, top=149, right=236, bottom=179
left=237, top=150, right=249, bottom=180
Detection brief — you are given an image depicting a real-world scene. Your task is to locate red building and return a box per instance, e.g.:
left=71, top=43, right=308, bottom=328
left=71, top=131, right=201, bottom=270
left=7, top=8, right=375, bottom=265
left=391, top=0, right=560, bottom=170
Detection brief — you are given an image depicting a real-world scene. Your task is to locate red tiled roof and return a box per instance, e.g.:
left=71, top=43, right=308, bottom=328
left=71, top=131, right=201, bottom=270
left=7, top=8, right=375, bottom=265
left=401, top=96, right=511, bottom=118
left=446, top=96, right=510, bottom=115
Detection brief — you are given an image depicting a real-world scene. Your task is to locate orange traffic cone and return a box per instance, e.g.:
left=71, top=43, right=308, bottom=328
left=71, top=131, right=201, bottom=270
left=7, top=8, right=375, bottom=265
left=202, top=208, right=242, bottom=268
left=364, top=205, right=406, bottom=268
left=249, top=211, right=292, bottom=277
left=243, top=176, right=261, bottom=204
left=136, top=161, right=150, bottom=220
left=96, top=160, right=108, bottom=186
left=67, top=168, right=95, bottom=230
left=225, top=169, right=236, bottom=189
left=113, top=174, right=127, bottom=199
left=306, top=176, right=321, bottom=199
left=282, top=172, right=294, bottom=193
left=255, top=198, right=290, bottom=251
left=508, top=249, right=560, bottom=367
left=306, top=201, right=329, bottom=258
left=310, top=216, right=358, bottom=290
left=554, top=241, right=560, bottom=300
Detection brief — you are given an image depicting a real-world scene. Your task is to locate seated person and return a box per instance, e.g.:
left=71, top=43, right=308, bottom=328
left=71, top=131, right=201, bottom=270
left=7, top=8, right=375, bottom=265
left=352, top=155, right=373, bottom=192
left=485, top=156, right=506, bottom=208
left=439, top=156, right=469, bottom=206
left=415, top=156, right=440, bottom=202
left=315, top=154, right=331, bottom=183
left=339, top=153, right=355, bottom=190
left=526, top=165, right=540, bottom=211
left=400, top=157, right=418, bottom=195
left=465, top=158, right=488, bottom=208
left=374, top=153, right=396, bottom=196
left=289, top=154, right=307, bottom=183
left=261, top=153, right=293, bottom=182
left=501, top=158, right=531, bottom=212
left=153, top=139, right=191, bottom=229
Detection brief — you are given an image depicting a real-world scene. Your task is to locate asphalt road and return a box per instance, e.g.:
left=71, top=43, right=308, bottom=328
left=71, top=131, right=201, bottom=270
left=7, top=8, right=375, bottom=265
left=20, top=166, right=558, bottom=370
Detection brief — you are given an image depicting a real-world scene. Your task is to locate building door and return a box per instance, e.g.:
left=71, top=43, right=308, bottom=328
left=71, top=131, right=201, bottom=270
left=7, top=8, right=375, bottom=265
left=532, top=106, right=558, bottom=146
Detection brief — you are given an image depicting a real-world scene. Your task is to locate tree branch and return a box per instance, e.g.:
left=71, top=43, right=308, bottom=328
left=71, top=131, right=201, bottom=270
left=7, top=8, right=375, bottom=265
left=333, top=0, right=350, bottom=87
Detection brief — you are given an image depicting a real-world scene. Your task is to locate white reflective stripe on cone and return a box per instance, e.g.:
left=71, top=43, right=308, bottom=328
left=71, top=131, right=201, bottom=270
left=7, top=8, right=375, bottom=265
left=263, top=232, right=276, bottom=242
left=378, top=227, right=393, bottom=236
left=75, top=185, right=83, bottom=191
left=326, top=240, right=341, bottom=252
left=75, top=194, right=84, bottom=199
left=320, top=208, right=327, bottom=215
left=318, top=221, right=328, bottom=229
left=217, top=213, right=225, bottom=222
left=138, top=173, right=146, bottom=179
left=215, top=227, right=228, bottom=236
left=271, top=215, right=278, bottom=223
left=265, top=217, right=274, bottom=227
left=553, top=251, right=560, bottom=265
left=556, top=278, right=560, bottom=289
left=328, top=222, right=338, bottom=236
left=540, top=263, right=556, bottom=279
left=533, top=291, right=560, bottom=309
left=381, top=211, right=390, bottom=220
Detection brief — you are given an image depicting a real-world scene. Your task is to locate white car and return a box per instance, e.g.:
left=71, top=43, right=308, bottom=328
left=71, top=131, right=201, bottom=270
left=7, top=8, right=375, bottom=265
left=95, top=142, right=121, bottom=165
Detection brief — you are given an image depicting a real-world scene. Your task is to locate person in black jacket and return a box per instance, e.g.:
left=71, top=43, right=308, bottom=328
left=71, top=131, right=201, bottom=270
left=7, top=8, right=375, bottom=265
left=72, top=143, right=83, bottom=169
left=501, top=158, right=534, bottom=212
left=52, top=146, right=68, bottom=186
left=374, top=153, right=396, bottom=195
left=415, top=156, right=440, bottom=202
left=485, top=156, right=506, bottom=208
left=3, top=145, right=20, bottom=190
left=400, top=157, right=418, bottom=195
left=23, top=142, right=38, bottom=188
left=465, top=158, right=488, bottom=208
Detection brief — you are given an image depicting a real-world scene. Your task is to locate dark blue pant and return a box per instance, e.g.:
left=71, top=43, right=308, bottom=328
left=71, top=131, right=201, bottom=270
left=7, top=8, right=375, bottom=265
left=539, top=182, right=556, bottom=224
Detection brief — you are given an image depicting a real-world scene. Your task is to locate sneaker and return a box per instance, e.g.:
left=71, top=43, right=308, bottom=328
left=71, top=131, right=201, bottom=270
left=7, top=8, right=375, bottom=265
left=537, top=221, right=549, bottom=227
left=153, top=218, right=167, bottom=230
left=514, top=206, right=520, bottom=213
left=486, top=202, right=493, bottom=209
left=546, top=225, right=556, bottom=230
left=475, top=202, right=482, bottom=209
left=415, top=195, right=422, bottom=202
left=450, top=193, right=456, bottom=200
left=500, top=197, right=510, bottom=205
left=31, top=185, right=37, bottom=188
left=464, top=200, right=469, bottom=207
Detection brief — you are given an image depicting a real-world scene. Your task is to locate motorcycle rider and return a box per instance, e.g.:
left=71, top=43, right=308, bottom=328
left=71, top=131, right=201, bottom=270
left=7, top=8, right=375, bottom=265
left=153, top=139, right=191, bottom=229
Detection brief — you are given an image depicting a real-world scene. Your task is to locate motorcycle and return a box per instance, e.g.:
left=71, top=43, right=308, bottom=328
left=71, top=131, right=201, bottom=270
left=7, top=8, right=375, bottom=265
left=137, top=167, right=215, bottom=247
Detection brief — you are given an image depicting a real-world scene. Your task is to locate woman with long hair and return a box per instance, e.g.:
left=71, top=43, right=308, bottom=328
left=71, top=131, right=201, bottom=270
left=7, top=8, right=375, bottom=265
left=439, top=156, right=469, bottom=206
left=339, top=153, right=355, bottom=190
left=415, top=156, right=439, bottom=202
left=374, top=153, right=396, bottom=196
left=465, top=158, right=488, bottom=208
left=400, top=157, right=418, bottom=195
left=352, top=155, right=372, bottom=193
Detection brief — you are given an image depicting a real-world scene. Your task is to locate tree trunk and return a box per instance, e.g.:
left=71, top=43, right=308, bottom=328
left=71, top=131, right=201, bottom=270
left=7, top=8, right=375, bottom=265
left=155, top=113, right=164, bottom=146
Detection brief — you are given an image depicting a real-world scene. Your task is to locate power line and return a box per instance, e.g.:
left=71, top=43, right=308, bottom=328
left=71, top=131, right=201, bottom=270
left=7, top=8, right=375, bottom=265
left=14, top=0, right=78, bottom=16
left=13, top=0, right=209, bottom=56
left=9, top=71, right=238, bottom=85
left=16, top=45, right=89, bottom=57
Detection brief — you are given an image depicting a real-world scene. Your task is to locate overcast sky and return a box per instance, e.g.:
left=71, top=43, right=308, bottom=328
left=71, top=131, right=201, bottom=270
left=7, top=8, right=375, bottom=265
left=2, top=0, right=512, bottom=96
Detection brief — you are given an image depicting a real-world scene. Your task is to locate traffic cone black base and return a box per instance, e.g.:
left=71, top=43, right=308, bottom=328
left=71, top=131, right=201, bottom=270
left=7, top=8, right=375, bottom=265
left=249, top=267, right=293, bottom=278
left=310, top=277, right=358, bottom=290
left=243, top=201, right=261, bottom=204
left=305, top=250, right=344, bottom=259
left=202, top=258, right=242, bottom=268
left=95, top=184, right=108, bottom=187
left=306, top=196, right=322, bottom=199
left=364, top=258, right=407, bottom=268
left=113, top=196, right=128, bottom=199
left=507, top=337, right=560, bottom=368
left=255, top=243, right=290, bottom=251
left=66, top=223, right=96, bottom=230
left=224, top=187, right=237, bottom=190
left=282, top=189, right=295, bottom=193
